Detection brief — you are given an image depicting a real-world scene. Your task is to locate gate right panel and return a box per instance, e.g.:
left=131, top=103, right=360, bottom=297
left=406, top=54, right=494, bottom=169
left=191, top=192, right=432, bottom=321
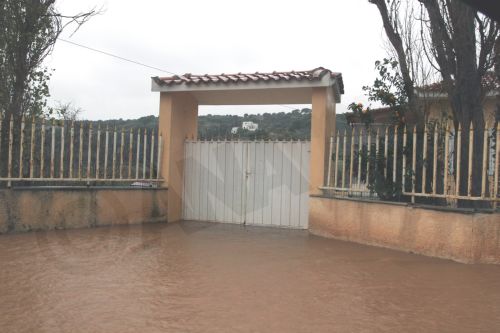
left=244, top=141, right=310, bottom=229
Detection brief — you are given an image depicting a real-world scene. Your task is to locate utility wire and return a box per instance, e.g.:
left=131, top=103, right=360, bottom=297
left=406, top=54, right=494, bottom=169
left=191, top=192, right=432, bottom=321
left=58, top=38, right=303, bottom=112
left=58, top=38, right=177, bottom=75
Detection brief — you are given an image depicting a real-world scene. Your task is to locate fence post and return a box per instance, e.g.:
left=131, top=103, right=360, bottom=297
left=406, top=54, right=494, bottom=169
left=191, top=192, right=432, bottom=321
left=51, top=119, right=56, bottom=179
left=481, top=122, right=488, bottom=198
left=349, top=129, right=355, bottom=190
left=342, top=130, right=347, bottom=188
left=70, top=120, right=75, bottom=179
left=443, top=122, right=449, bottom=196
left=327, top=135, right=334, bottom=187
left=7, top=115, right=13, bottom=188
left=432, top=124, right=438, bottom=195
left=19, top=115, right=25, bottom=178
left=40, top=118, right=45, bottom=179
left=0, top=114, right=3, bottom=175
left=467, top=121, right=474, bottom=197
left=334, top=131, right=339, bottom=188
left=384, top=127, right=388, bottom=178
left=494, top=122, right=499, bottom=210
left=422, top=124, right=428, bottom=194
left=402, top=125, right=407, bottom=192
left=411, top=126, right=417, bottom=203
left=456, top=123, right=462, bottom=198
left=60, top=120, right=65, bottom=179
left=393, top=125, right=398, bottom=184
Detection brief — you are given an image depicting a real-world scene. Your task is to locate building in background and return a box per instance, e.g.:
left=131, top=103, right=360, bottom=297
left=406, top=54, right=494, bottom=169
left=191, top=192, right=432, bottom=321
left=242, top=121, right=259, bottom=131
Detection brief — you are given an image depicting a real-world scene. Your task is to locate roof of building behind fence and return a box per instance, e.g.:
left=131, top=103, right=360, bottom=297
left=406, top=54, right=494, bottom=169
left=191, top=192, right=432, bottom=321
left=416, top=71, right=499, bottom=95
left=151, top=67, right=344, bottom=105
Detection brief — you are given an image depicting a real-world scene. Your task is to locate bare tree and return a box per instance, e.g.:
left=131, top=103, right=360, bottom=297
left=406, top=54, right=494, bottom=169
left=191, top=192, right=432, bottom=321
left=369, top=0, right=499, bottom=203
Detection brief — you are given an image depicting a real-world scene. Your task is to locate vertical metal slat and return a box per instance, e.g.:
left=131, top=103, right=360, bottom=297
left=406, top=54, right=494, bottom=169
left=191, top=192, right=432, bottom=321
left=40, top=118, right=46, bottom=179
left=467, top=122, right=474, bottom=197
left=341, top=130, right=347, bottom=188
left=112, top=126, right=117, bottom=179
left=150, top=129, right=155, bottom=179
left=455, top=123, right=462, bottom=197
left=143, top=129, right=147, bottom=179
left=69, top=121, right=74, bottom=178
left=50, top=119, right=55, bottom=179
left=19, top=115, right=25, bottom=178
left=87, top=123, right=93, bottom=180
left=96, top=124, right=101, bottom=179
left=327, top=135, right=334, bottom=187
left=422, top=124, right=428, bottom=193
left=30, top=117, right=35, bottom=178
left=136, top=129, right=141, bottom=180
left=120, top=128, right=125, bottom=179
left=78, top=122, right=84, bottom=179
left=7, top=115, right=13, bottom=187
left=432, top=124, right=438, bottom=195
left=60, top=120, right=65, bottom=178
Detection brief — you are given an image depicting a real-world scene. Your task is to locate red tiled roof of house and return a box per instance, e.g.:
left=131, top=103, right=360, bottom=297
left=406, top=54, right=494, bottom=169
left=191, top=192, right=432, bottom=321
left=153, top=67, right=344, bottom=94
left=417, top=71, right=499, bottom=93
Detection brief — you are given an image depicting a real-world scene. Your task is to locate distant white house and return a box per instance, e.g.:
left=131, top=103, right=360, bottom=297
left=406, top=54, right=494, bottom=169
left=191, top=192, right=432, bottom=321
left=231, top=127, right=239, bottom=134
left=242, top=121, right=258, bottom=132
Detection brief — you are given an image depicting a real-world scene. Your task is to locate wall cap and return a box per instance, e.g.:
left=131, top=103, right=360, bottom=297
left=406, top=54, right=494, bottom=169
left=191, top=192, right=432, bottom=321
left=3, top=186, right=168, bottom=192
left=311, top=194, right=499, bottom=215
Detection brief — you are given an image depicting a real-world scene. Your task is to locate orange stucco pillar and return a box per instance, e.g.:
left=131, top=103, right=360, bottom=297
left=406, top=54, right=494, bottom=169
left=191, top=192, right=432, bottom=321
left=158, top=92, right=198, bottom=222
left=309, top=87, right=336, bottom=195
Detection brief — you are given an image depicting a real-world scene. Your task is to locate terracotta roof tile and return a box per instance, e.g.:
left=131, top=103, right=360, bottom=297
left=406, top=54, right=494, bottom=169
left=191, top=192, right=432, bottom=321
left=417, top=71, right=499, bottom=93
left=154, top=67, right=344, bottom=94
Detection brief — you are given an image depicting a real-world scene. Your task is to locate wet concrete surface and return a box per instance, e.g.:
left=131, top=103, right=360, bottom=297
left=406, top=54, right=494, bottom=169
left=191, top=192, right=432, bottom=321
left=0, top=221, right=499, bottom=332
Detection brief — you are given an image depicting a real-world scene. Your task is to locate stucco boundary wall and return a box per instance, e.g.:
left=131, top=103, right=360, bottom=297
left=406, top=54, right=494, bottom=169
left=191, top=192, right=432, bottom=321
left=0, top=187, right=168, bottom=234
left=309, top=196, right=500, bottom=264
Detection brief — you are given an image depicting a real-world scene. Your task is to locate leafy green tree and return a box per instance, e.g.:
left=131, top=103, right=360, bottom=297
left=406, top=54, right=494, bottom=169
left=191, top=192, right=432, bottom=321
left=0, top=0, right=97, bottom=174
left=0, top=0, right=97, bottom=120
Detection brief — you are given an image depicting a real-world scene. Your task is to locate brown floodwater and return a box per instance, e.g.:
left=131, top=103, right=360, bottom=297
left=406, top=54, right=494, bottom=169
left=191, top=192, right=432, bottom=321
left=1, top=221, right=500, bottom=333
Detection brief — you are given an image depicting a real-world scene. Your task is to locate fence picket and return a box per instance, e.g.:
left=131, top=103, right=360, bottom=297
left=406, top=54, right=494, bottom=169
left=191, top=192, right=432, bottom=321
left=7, top=115, right=13, bottom=187
left=319, top=122, right=498, bottom=206
left=30, top=117, right=35, bottom=178
left=51, top=119, right=56, bottom=179
left=422, top=124, right=428, bottom=194
left=60, top=120, right=65, bottom=178
left=18, top=115, right=25, bottom=178
left=40, top=118, right=45, bottom=179
left=432, top=124, right=438, bottom=195
left=467, top=122, right=474, bottom=197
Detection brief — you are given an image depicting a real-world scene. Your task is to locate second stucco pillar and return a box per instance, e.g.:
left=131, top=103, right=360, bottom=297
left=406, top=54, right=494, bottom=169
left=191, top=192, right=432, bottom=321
left=158, top=92, right=198, bottom=222
left=309, top=87, right=336, bottom=195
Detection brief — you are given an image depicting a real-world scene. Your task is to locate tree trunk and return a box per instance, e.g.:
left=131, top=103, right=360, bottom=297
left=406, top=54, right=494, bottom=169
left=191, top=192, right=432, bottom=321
left=450, top=1, right=486, bottom=207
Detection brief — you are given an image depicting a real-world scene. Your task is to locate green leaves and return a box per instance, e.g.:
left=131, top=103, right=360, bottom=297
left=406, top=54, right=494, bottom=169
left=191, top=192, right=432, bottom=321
left=353, top=58, right=409, bottom=125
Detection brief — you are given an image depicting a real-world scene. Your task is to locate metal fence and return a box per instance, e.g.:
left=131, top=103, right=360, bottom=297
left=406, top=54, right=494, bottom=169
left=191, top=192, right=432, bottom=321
left=321, top=122, right=500, bottom=208
left=0, top=114, right=164, bottom=187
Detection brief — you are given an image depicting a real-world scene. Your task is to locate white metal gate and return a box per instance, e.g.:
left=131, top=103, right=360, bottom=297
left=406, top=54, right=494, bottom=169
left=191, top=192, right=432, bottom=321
left=183, top=140, right=310, bottom=229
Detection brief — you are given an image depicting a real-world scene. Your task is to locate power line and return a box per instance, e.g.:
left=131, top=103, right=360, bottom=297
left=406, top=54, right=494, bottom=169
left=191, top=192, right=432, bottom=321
left=58, top=38, right=177, bottom=75
left=58, top=38, right=303, bottom=112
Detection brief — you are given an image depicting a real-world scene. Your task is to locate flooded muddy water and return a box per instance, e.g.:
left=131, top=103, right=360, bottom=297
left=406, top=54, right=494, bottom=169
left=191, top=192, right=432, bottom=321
left=0, top=221, right=500, bottom=332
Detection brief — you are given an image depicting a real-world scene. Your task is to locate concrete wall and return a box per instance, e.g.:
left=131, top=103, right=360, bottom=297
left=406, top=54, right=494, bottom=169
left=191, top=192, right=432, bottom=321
left=309, top=196, right=500, bottom=264
left=426, top=96, right=497, bottom=125
left=0, top=187, right=168, bottom=234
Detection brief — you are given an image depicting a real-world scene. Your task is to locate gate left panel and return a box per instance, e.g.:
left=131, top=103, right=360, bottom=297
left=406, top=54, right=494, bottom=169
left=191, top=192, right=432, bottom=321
left=183, top=141, right=246, bottom=224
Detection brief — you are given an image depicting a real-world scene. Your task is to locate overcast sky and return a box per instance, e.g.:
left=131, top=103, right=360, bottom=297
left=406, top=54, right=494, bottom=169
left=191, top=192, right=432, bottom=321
left=46, top=0, right=388, bottom=120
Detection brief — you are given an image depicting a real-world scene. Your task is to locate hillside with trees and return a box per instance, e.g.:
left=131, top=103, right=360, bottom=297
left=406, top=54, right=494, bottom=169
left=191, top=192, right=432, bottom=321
left=96, top=108, right=348, bottom=141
